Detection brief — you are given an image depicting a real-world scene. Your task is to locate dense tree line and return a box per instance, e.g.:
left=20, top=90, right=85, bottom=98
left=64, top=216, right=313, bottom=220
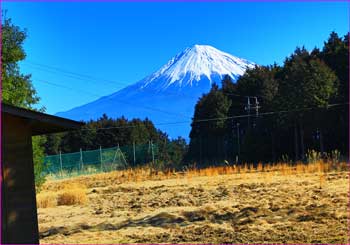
left=1, top=14, right=47, bottom=189
left=3, top=12, right=348, bottom=170
left=0, top=13, right=186, bottom=176
left=186, top=32, right=349, bottom=165
left=1, top=13, right=187, bottom=171
left=44, top=114, right=188, bottom=169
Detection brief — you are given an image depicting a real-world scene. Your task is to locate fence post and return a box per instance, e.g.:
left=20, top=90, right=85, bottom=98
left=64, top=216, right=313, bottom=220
left=117, top=144, right=121, bottom=168
left=151, top=140, right=155, bottom=166
left=133, top=141, right=136, bottom=166
left=100, top=146, right=103, bottom=172
left=80, top=148, right=83, bottom=171
left=113, top=147, right=117, bottom=163
left=59, top=150, right=63, bottom=177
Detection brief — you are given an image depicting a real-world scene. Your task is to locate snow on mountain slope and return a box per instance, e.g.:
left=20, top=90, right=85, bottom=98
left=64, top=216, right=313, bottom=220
left=139, top=44, right=254, bottom=91
left=56, top=45, right=255, bottom=138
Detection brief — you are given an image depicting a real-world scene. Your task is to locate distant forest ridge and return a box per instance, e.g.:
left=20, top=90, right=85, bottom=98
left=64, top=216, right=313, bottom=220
left=44, top=32, right=349, bottom=167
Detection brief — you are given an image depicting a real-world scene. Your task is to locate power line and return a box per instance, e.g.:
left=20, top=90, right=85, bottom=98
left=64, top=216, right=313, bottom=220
left=45, top=102, right=348, bottom=135
left=34, top=79, right=189, bottom=119
left=25, top=61, right=126, bottom=86
left=23, top=61, right=201, bottom=100
left=4, top=75, right=347, bottom=132
left=35, top=79, right=109, bottom=97
left=222, top=92, right=262, bottom=98
left=14, top=62, right=349, bottom=134
left=193, top=102, right=348, bottom=123
left=23, top=61, right=251, bottom=103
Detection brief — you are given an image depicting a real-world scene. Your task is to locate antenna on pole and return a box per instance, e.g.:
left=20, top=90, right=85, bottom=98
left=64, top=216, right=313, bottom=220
left=245, top=96, right=261, bottom=129
left=252, top=96, right=261, bottom=116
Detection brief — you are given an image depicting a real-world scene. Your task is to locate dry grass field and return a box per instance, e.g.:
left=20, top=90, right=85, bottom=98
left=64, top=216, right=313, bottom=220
left=37, top=161, right=349, bottom=244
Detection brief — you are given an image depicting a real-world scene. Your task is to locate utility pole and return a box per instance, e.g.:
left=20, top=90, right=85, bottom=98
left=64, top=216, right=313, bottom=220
left=251, top=96, right=261, bottom=129
left=237, top=123, right=240, bottom=163
left=231, top=120, right=235, bottom=162
left=245, top=96, right=251, bottom=129
left=252, top=97, right=260, bottom=116
left=245, top=96, right=261, bottom=129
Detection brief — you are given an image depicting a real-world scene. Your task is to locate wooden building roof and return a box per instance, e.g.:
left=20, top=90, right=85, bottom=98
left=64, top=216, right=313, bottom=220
left=2, top=103, right=84, bottom=135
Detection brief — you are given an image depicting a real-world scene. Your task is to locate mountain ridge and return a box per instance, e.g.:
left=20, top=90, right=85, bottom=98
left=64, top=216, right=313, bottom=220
left=56, top=45, right=255, bottom=138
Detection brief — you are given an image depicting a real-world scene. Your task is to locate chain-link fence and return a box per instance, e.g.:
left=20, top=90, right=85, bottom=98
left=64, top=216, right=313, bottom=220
left=43, top=142, right=159, bottom=179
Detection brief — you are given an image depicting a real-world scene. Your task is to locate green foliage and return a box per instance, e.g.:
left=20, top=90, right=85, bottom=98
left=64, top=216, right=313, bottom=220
left=1, top=14, right=40, bottom=108
left=237, top=65, right=279, bottom=106
left=165, top=137, right=188, bottom=169
left=32, top=136, right=47, bottom=192
left=305, top=149, right=322, bottom=163
left=280, top=154, right=291, bottom=164
left=2, top=13, right=47, bottom=189
left=44, top=115, right=188, bottom=169
left=330, top=150, right=341, bottom=164
left=321, top=32, right=349, bottom=101
left=187, top=83, right=231, bottom=165
left=277, top=47, right=337, bottom=110
left=187, top=32, right=349, bottom=165
left=191, top=83, right=231, bottom=134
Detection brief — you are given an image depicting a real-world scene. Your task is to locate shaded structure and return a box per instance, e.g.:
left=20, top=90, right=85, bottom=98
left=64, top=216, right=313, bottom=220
left=1, top=103, right=83, bottom=244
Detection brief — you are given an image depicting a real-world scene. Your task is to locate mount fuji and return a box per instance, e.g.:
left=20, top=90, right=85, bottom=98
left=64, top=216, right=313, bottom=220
left=56, top=45, right=255, bottom=138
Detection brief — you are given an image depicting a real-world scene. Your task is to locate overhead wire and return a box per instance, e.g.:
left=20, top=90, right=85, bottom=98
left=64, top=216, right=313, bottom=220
left=22, top=61, right=197, bottom=99
left=23, top=60, right=251, bottom=102
left=25, top=61, right=123, bottom=86
left=17, top=61, right=348, bottom=135
left=44, top=102, right=348, bottom=135
left=34, top=79, right=189, bottom=119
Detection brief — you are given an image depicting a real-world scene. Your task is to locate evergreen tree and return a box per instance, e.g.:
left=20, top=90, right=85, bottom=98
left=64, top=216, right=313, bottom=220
left=187, top=31, right=347, bottom=164
left=318, top=32, right=349, bottom=155
left=321, top=32, right=348, bottom=101
left=272, top=47, right=337, bottom=160
left=44, top=114, right=188, bottom=169
left=1, top=13, right=46, bottom=190
left=1, top=15, right=40, bottom=108
left=235, top=65, right=280, bottom=162
left=188, top=83, right=231, bottom=165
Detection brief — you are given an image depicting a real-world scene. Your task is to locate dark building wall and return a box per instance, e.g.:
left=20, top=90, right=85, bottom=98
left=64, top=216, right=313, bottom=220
left=2, top=113, right=39, bottom=244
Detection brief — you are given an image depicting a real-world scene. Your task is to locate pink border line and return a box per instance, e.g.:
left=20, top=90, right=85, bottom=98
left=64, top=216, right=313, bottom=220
left=1, top=0, right=350, bottom=2
left=347, top=2, right=350, bottom=245
left=1, top=0, right=3, bottom=243
left=0, top=1, right=349, bottom=245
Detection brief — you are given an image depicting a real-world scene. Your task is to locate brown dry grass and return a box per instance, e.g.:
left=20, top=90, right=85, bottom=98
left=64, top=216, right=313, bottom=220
left=37, top=183, right=87, bottom=208
left=37, top=193, right=57, bottom=208
left=57, top=188, right=88, bottom=206
left=37, top=161, right=349, bottom=244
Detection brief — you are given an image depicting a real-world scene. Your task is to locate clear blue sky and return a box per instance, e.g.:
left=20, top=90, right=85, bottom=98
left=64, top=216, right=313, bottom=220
left=3, top=2, right=349, bottom=114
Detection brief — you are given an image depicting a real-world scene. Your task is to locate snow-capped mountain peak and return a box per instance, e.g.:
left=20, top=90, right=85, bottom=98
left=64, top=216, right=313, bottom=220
left=57, top=45, right=255, bottom=138
left=140, top=44, right=255, bottom=90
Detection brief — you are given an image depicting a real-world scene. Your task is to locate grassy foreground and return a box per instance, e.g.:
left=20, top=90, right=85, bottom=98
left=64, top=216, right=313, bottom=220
left=37, top=161, right=349, bottom=244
